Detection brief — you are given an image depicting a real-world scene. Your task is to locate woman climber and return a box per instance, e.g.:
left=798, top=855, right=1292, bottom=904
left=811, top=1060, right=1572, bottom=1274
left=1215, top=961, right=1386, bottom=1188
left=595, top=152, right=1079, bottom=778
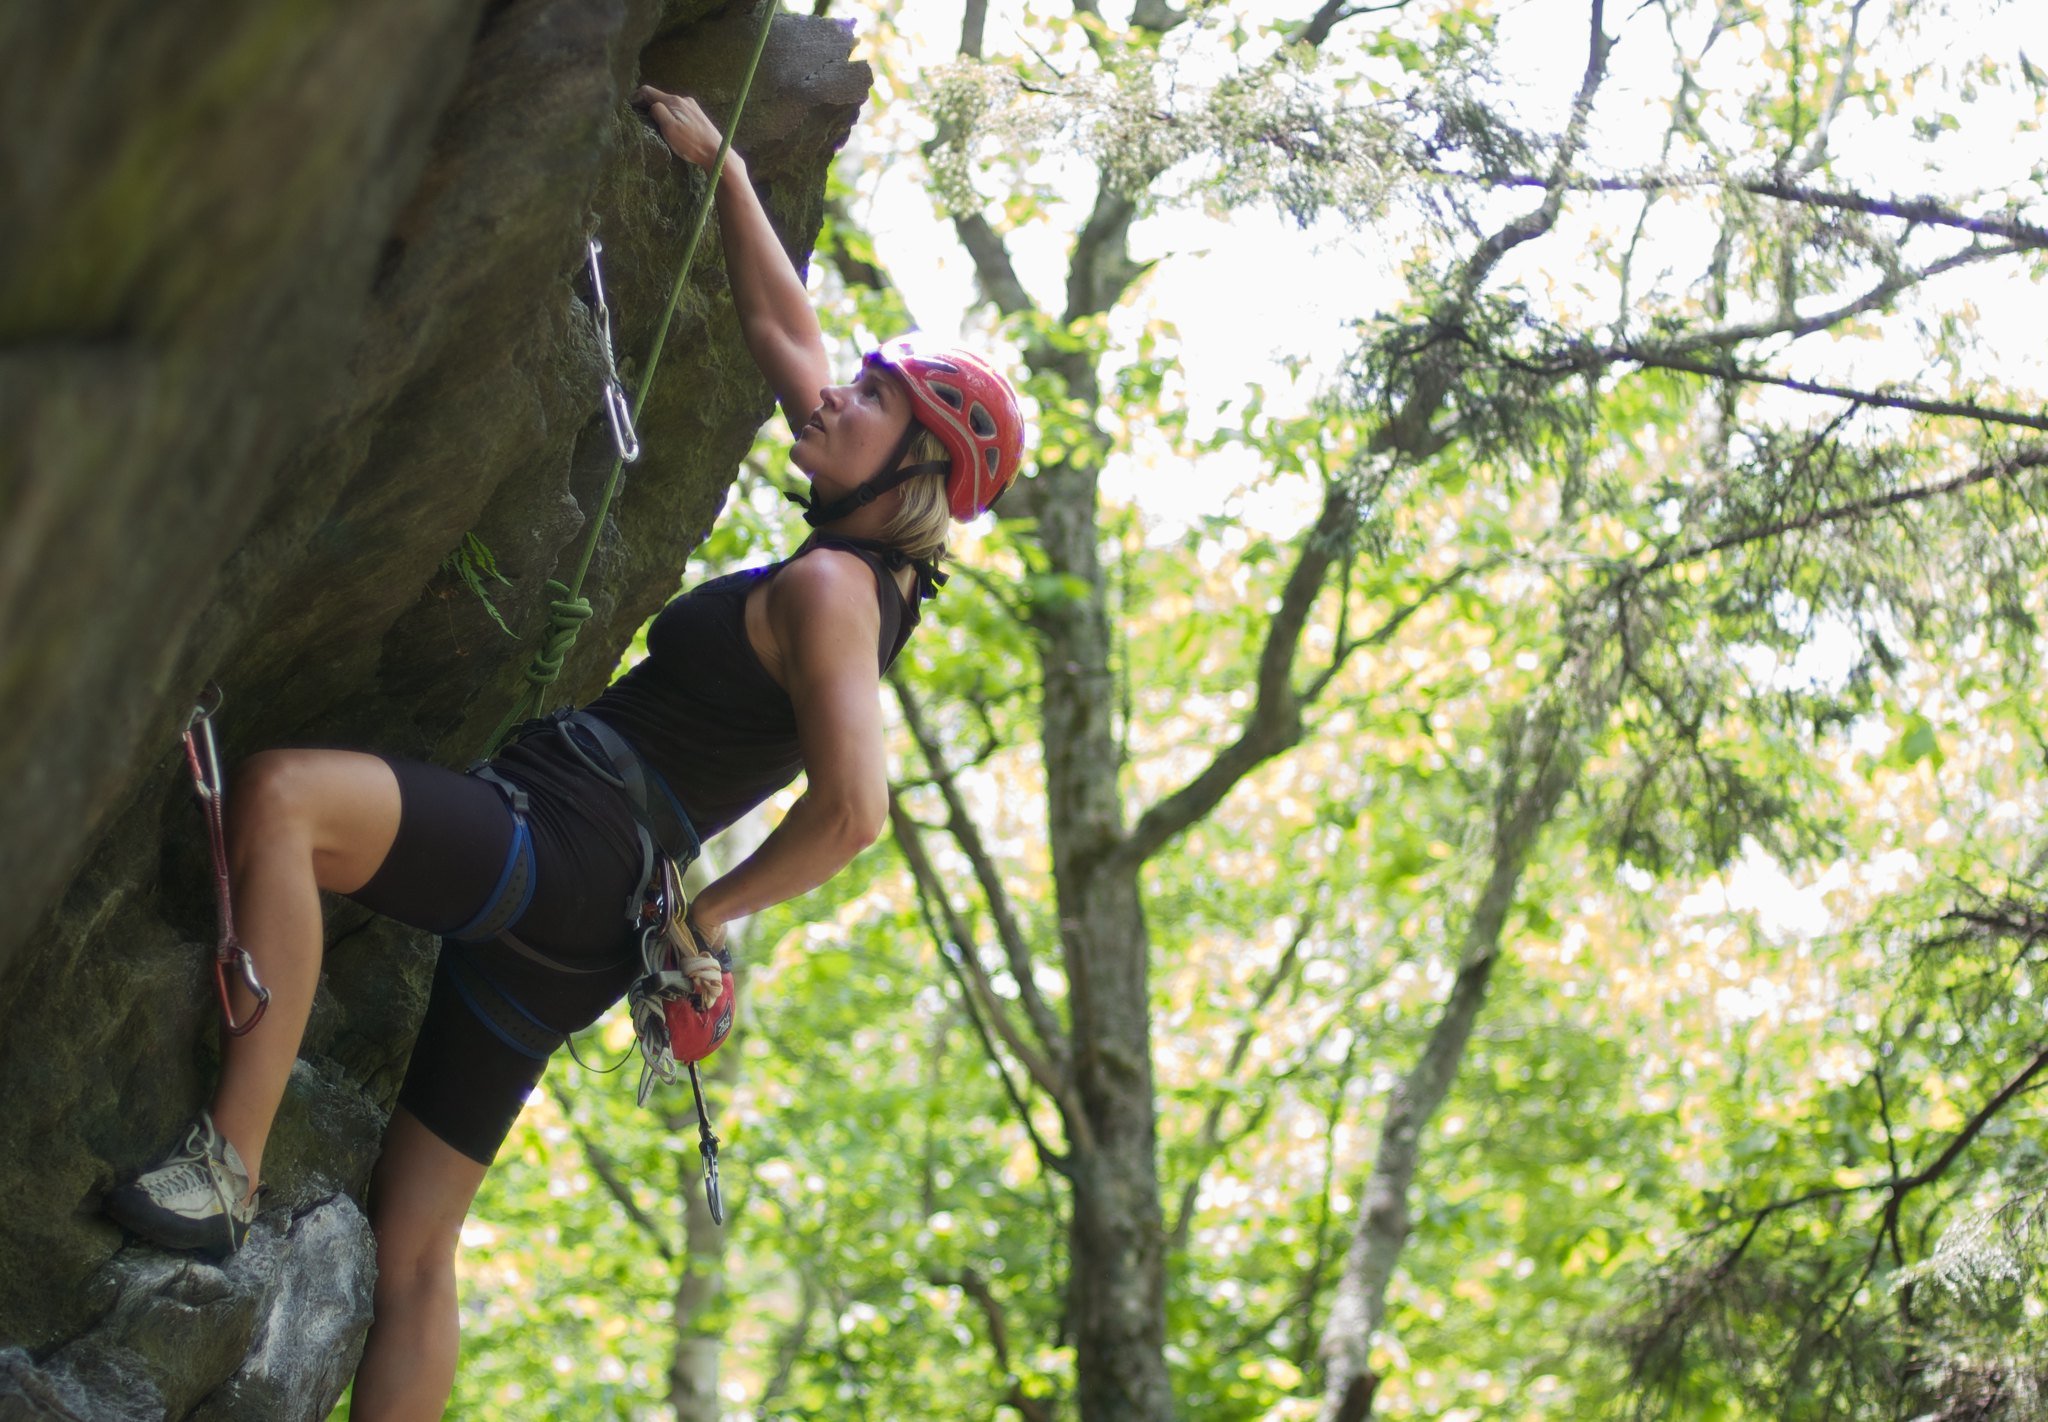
left=104, top=85, right=1023, bottom=1419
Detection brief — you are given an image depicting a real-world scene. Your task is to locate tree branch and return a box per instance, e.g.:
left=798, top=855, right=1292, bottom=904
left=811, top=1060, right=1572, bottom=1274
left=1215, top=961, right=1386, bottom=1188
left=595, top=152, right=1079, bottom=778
left=1167, top=912, right=1316, bottom=1248
left=1114, top=497, right=1477, bottom=875
left=1621, top=443, right=2048, bottom=580
left=1694, top=1039, right=2048, bottom=1289
left=890, top=797, right=1081, bottom=1158
left=936, top=1267, right=1057, bottom=1422
left=1470, top=170, right=2048, bottom=250
left=1605, top=351, right=2048, bottom=433
left=891, top=672, right=1068, bottom=1062
left=958, top=0, right=989, bottom=59
left=1370, top=0, right=1613, bottom=461
left=1316, top=665, right=1599, bottom=1422
left=1454, top=0, right=1612, bottom=303
left=547, top=1079, right=676, bottom=1263
left=1298, top=0, right=1417, bottom=48
left=904, top=843, right=1081, bottom=1179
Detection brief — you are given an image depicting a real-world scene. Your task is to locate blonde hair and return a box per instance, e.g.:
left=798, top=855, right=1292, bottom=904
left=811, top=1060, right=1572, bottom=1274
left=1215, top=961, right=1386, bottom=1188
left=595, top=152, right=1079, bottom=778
left=878, top=424, right=953, bottom=564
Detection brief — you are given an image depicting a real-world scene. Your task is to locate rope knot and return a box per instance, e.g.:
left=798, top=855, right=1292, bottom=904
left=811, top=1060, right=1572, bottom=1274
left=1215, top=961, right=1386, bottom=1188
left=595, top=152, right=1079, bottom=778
left=522, top=580, right=594, bottom=689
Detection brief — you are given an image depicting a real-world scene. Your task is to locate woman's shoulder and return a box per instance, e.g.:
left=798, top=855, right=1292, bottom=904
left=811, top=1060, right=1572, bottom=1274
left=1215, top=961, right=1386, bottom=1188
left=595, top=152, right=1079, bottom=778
left=768, top=543, right=885, bottom=610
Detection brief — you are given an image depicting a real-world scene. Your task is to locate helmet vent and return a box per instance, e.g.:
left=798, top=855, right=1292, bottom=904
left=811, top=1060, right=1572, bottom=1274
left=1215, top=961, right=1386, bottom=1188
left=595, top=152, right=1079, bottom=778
left=931, top=381, right=965, bottom=411
left=969, top=404, right=997, bottom=438
left=983, top=446, right=1000, bottom=474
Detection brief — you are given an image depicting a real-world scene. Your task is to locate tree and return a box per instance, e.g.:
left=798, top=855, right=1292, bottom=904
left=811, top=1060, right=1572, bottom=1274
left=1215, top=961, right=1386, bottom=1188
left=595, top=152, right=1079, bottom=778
left=868, top=0, right=2047, bottom=1416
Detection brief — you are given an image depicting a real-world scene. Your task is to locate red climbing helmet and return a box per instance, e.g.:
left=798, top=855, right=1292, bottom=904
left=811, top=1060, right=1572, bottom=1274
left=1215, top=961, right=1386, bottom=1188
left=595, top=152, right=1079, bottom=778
left=865, top=336, right=1025, bottom=519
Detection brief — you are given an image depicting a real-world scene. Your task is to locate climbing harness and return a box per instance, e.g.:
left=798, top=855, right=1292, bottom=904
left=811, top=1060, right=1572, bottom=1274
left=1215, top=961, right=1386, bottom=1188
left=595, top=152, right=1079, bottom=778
left=179, top=688, right=270, bottom=1035
left=453, top=709, right=730, bottom=1222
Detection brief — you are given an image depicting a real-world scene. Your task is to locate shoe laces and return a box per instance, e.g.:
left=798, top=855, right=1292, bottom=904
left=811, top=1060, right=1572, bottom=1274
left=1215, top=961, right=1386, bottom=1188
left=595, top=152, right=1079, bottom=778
left=142, top=1114, right=251, bottom=1216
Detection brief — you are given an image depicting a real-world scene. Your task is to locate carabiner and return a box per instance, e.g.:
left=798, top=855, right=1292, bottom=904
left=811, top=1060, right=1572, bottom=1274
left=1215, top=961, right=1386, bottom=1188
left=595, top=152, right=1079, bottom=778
left=182, top=682, right=272, bottom=1036
left=187, top=682, right=225, bottom=731
left=688, top=1060, right=725, bottom=1225
left=604, top=381, right=642, bottom=463
left=214, top=947, right=271, bottom=1037
left=585, top=236, right=641, bottom=464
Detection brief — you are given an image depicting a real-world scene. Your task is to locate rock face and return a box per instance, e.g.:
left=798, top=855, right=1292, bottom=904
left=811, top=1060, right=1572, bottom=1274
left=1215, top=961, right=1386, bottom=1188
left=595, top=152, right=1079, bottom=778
left=0, top=0, right=865, bottom=1414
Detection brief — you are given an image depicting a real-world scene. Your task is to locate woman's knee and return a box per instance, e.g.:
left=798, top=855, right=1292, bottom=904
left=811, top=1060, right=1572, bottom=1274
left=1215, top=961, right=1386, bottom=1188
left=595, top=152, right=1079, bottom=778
left=366, top=1109, right=488, bottom=1305
left=371, top=1218, right=459, bottom=1310
left=227, top=749, right=401, bottom=892
left=228, top=751, right=317, bottom=846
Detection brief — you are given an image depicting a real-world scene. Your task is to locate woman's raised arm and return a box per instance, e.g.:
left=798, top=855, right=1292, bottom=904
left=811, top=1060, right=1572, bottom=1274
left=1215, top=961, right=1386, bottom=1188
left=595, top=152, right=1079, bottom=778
left=636, top=86, right=830, bottom=433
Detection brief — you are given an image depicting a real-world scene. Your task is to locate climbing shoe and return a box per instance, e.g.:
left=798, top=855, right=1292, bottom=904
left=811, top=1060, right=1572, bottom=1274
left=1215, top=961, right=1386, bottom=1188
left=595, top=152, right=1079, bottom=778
left=105, top=1112, right=255, bottom=1261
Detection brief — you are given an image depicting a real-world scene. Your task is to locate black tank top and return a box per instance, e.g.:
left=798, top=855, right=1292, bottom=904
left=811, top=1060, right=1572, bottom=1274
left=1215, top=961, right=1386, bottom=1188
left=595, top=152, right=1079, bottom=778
left=584, top=536, right=938, bottom=840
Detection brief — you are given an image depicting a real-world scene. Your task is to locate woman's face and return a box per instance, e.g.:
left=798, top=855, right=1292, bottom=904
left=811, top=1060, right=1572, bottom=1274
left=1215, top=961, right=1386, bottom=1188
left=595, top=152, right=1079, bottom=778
left=791, top=364, right=915, bottom=496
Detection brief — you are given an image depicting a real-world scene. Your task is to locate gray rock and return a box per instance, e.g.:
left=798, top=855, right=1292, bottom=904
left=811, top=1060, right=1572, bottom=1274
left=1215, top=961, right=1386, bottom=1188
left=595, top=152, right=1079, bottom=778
left=0, top=0, right=865, bottom=1412
left=0, top=1198, right=375, bottom=1422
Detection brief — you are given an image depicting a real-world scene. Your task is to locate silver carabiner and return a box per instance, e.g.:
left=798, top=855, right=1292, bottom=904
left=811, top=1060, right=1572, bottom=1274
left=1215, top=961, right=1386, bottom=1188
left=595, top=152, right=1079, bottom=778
left=604, top=381, right=642, bottom=463
left=688, top=1061, right=725, bottom=1225
left=586, top=236, right=641, bottom=464
left=187, top=685, right=226, bottom=803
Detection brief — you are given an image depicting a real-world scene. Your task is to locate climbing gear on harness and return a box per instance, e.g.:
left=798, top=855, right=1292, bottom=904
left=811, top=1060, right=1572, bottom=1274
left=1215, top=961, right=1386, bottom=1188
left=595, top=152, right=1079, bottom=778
left=795, top=336, right=1026, bottom=527
left=623, top=854, right=731, bottom=1223
left=181, top=689, right=269, bottom=1036
left=484, top=0, right=781, bottom=757
left=105, top=1110, right=256, bottom=1261
left=627, top=865, right=735, bottom=1099
left=586, top=235, right=641, bottom=465
left=452, top=707, right=730, bottom=1222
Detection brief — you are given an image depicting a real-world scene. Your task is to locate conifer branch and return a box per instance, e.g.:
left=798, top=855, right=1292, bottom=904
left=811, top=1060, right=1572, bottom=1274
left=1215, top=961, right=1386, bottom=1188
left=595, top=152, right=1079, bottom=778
left=1622, top=443, right=2048, bottom=580
left=1474, top=170, right=2048, bottom=249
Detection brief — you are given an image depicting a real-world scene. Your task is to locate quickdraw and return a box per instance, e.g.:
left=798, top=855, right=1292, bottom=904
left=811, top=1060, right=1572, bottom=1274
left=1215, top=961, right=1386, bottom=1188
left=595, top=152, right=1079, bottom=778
left=180, top=688, right=271, bottom=1036
left=584, top=235, right=641, bottom=465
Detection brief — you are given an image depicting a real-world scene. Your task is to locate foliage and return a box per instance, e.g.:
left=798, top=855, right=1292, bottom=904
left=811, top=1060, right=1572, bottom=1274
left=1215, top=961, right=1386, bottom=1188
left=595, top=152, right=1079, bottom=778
left=441, top=531, right=518, bottom=638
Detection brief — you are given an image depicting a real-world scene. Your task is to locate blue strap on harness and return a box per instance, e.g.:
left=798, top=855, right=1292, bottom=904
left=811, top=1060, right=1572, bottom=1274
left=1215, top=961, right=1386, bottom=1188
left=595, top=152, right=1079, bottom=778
left=445, top=768, right=537, bottom=943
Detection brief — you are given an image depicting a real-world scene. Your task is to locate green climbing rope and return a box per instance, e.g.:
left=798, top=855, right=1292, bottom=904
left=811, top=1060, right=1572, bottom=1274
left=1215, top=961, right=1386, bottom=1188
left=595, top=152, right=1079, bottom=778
left=486, top=0, right=782, bottom=755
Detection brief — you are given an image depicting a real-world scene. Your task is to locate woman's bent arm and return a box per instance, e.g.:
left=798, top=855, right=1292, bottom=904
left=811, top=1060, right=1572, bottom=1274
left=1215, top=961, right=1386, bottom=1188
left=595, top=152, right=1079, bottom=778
left=638, top=87, right=829, bottom=431
left=688, top=552, right=889, bottom=937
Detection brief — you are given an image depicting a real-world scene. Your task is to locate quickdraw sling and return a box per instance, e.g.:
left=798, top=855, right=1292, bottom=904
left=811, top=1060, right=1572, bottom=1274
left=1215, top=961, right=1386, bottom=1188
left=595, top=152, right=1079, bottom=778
left=180, top=688, right=271, bottom=1036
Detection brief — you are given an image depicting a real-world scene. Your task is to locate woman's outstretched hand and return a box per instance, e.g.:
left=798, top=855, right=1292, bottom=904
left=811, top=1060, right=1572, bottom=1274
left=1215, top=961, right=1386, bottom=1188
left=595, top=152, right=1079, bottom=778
left=635, top=86, right=727, bottom=170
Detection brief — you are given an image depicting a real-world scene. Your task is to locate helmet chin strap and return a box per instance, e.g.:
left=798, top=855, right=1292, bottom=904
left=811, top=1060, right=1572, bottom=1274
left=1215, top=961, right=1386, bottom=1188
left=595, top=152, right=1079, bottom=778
left=790, top=420, right=948, bottom=528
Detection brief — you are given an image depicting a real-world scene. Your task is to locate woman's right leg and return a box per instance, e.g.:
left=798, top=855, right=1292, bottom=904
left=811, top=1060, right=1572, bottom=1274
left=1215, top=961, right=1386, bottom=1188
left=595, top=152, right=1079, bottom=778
left=211, top=749, right=405, bottom=1192
left=351, top=1107, right=491, bottom=1421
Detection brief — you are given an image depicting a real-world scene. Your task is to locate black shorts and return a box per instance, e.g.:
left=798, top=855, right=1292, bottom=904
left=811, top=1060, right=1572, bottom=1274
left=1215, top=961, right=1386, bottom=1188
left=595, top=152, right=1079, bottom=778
left=346, top=733, right=651, bottom=1164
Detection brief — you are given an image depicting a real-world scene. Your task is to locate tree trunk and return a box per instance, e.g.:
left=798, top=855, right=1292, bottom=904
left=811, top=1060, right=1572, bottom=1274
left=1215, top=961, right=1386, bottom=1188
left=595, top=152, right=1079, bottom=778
left=1063, top=874, right=1174, bottom=1421
left=669, top=1139, right=728, bottom=1422
left=1317, top=692, right=1590, bottom=1421
left=1033, top=441, right=1177, bottom=1419
left=668, top=811, right=766, bottom=1420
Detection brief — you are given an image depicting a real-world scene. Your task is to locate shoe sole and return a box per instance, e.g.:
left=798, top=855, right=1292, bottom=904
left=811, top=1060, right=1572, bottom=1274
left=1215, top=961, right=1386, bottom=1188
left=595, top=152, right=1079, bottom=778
left=104, top=1185, right=246, bottom=1261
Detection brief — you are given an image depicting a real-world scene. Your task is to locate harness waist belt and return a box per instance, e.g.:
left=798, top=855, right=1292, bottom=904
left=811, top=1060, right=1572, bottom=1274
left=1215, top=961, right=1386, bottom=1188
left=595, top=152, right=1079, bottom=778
left=556, top=709, right=701, bottom=866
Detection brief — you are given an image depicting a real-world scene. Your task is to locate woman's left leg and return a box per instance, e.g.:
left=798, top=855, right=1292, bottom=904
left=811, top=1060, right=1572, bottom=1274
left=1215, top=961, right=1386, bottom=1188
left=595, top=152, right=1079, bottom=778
left=350, top=1106, right=491, bottom=1422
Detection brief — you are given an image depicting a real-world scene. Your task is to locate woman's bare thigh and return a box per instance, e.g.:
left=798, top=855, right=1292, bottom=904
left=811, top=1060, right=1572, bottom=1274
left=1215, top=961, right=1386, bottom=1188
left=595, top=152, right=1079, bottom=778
left=231, top=748, right=404, bottom=895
